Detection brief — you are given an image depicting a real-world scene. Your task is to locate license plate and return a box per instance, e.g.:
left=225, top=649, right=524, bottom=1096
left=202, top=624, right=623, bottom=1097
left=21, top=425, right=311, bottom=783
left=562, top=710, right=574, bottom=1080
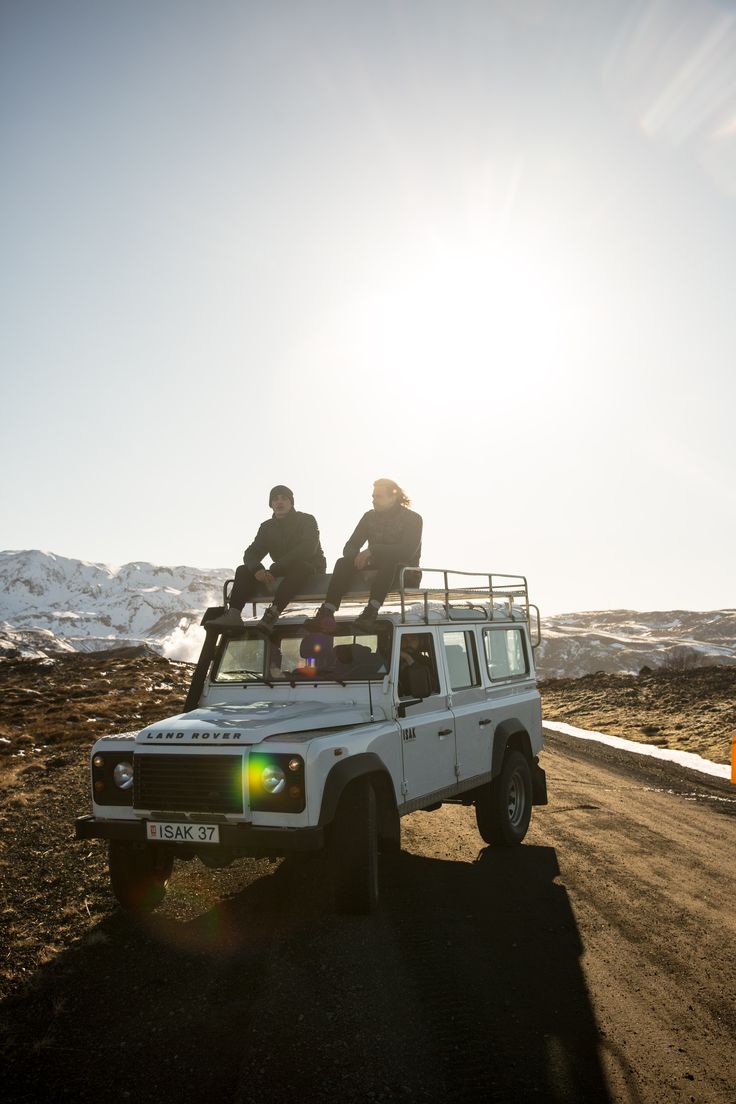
left=146, top=821, right=220, bottom=844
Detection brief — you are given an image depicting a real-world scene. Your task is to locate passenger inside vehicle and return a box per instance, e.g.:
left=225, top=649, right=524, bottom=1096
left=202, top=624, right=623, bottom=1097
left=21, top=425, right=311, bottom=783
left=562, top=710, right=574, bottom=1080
left=294, top=634, right=388, bottom=681
left=333, top=643, right=387, bottom=680
left=298, top=633, right=338, bottom=678
left=398, top=633, right=440, bottom=697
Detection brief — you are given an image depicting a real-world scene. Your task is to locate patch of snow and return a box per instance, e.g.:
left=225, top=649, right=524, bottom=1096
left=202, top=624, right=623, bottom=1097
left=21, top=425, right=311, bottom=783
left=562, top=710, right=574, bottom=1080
left=544, top=721, right=730, bottom=780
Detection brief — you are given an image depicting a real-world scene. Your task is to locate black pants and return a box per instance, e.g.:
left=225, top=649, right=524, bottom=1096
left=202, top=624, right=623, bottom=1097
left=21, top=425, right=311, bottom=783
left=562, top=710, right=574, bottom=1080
left=229, top=561, right=316, bottom=613
left=324, top=557, right=420, bottom=609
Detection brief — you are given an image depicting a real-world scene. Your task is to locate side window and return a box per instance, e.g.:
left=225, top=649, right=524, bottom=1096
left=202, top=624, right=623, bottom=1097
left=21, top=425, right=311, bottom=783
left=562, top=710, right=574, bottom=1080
left=442, top=630, right=480, bottom=691
left=483, top=628, right=528, bottom=681
left=397, top=632, right=440, bottom=698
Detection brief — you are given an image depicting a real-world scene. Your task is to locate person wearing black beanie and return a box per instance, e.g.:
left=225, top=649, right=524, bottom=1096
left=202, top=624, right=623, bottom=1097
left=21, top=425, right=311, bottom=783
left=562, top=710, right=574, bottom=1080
left=268, top=484, right=294, bottom=509
left=207, top=485, right=325, bottom=635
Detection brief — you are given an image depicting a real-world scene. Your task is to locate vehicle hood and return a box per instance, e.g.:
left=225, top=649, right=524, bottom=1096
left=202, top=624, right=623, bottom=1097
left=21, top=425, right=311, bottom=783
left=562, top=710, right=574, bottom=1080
left=136, top=700, right=384, bottom=745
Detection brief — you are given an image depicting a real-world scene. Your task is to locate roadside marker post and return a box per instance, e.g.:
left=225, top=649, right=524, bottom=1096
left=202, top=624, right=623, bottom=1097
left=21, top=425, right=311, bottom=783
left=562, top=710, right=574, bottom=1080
left=732, top=736, right=736, bottom=784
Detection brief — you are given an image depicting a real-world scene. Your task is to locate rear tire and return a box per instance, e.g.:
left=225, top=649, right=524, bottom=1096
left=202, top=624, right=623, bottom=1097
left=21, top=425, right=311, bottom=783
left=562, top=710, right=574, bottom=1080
left=475, top=750, right=532, bottom=846
left=332, top=780, right=379, bottom=914
left=108, top=841, right=173, bottom=912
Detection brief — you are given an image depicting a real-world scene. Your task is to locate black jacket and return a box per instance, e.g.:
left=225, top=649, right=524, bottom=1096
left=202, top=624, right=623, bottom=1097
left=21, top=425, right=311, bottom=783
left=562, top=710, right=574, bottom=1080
left=343, top=504, right=422, bottom=569
left=243, top=510, right=326, bottom=576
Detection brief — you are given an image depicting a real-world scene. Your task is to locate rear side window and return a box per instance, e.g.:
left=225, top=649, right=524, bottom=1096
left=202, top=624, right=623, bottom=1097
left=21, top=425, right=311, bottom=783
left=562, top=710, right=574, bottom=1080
left=483, top=628, right=528, bottom=681
left=442, top=630, right=480, bottom=690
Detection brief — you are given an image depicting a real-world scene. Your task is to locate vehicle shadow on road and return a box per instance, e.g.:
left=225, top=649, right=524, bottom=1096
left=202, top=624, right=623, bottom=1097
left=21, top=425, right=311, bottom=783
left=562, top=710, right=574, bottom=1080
left=1, top=845, right=621, bottom=1104
left=378, top=844, right=618, bottom=1104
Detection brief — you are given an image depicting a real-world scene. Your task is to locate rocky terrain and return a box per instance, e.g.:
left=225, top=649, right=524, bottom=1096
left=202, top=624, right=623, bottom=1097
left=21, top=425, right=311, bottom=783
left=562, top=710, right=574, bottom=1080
left=0, top=647, right=192, bottom=763
left=2, top=550, right=734, bottom=678
left=540, top=665, right=736, bottom=766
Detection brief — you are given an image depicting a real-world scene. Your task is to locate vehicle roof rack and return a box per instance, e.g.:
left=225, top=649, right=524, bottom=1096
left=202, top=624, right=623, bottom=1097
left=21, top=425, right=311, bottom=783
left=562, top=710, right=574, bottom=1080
left=225, top=565, right=536, bottom=631
left=393, top=566, right=531, bottom=626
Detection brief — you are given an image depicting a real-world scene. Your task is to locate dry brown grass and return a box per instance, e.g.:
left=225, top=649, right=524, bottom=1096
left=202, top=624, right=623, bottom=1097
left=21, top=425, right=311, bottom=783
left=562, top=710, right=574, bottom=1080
left=541, top=665, right=736, bottom=765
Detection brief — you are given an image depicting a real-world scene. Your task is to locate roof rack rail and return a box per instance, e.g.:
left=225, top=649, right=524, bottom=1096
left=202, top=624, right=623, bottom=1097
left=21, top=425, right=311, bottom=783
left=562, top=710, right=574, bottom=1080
left=224, top=566, right=534, bottom=629
left=395, top=566, right=530, bottom=626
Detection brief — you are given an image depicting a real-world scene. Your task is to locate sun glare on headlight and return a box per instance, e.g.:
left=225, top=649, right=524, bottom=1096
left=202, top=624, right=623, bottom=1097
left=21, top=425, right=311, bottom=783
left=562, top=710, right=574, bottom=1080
left=248, top=754, right=305, bottom=811
left=262, top=765, right=286, bottom=794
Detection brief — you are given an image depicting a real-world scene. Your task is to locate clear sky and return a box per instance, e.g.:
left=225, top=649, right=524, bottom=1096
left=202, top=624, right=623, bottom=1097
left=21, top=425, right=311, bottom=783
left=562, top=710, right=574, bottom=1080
left=2, top=0, right=734, bottom=615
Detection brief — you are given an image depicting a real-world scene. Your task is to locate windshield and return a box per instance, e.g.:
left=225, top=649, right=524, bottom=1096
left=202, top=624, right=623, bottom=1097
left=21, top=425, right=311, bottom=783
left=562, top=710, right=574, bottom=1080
left=212, top=624, right=393, bottom=684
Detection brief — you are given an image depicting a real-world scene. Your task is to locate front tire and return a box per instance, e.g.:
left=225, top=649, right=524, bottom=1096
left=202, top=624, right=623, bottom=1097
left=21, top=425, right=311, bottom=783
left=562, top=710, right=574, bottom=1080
left=108, top=841, right=173, bottom=912
left=331, top=780, right=379, bottom=914
left=377, top=801, right=401, bottom=855
left=475, top=750, right=532, bottom=846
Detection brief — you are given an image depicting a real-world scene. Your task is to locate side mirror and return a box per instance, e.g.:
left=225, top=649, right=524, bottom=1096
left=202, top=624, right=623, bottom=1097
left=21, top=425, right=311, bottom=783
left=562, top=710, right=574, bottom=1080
left=399, top=700, right=419, bottom=718
left=397, top=665, right=432, bottom=718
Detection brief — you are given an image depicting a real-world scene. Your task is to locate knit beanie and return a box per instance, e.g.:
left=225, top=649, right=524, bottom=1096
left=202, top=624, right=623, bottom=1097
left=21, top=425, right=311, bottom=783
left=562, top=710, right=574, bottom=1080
left=269, top=484, right=294, bottom=507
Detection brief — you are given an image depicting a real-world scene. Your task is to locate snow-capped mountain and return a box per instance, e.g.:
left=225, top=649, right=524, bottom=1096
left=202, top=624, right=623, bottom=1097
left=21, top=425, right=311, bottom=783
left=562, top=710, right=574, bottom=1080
left=535, top=609, right=736, bottom=679
left=0, top=550, right=229, bottom=660
left=1, top=550, right=734, bottom=675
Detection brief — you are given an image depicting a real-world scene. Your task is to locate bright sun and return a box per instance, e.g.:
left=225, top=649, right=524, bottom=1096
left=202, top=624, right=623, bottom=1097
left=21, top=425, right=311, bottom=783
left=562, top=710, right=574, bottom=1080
left=327, top=225, right=580, bottom=392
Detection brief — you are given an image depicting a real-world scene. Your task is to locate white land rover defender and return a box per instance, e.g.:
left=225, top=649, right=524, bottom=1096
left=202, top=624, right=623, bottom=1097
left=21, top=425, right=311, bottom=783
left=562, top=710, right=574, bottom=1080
left=76, top=569, right=546, bottom=914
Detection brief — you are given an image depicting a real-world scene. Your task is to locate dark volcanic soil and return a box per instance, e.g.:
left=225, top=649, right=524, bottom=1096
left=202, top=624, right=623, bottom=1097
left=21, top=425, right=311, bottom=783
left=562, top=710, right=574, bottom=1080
left=1, top=653, right=735, bottom=1103
left=0, top=650, right=194, bottom=1002
left=0, top=647, right=193, bottom=760
left=541, top=665, right=736, bottom=765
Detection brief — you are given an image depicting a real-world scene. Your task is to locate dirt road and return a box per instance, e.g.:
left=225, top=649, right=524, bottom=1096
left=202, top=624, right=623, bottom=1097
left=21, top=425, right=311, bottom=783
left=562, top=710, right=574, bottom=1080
left=3, top=729, right=735, bottom=1103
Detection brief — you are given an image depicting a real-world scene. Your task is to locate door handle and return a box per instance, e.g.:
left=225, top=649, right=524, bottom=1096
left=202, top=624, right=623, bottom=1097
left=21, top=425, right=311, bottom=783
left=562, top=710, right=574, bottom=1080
left=438, top=728, right=452, bottom=737
left=478, top=718, right=492, bottom=727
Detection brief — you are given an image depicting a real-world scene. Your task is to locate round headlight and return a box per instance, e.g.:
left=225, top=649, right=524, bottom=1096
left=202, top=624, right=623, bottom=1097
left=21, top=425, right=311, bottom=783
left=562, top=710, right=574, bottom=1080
left=113, top=761, right=134, bottom=790
left=262, top=765, right=285, bottom=794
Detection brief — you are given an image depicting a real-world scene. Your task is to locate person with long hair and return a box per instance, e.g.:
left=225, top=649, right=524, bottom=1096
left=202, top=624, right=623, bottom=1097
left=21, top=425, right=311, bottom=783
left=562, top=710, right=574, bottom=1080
left=306, top=478, right=422, bottom=633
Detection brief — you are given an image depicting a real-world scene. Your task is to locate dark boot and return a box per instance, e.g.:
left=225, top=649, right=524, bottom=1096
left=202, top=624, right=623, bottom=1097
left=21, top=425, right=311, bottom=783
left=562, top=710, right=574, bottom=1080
left=352, top=605, right=378, bottom=633
left=256, top=605, right=280, bottom=637
left=303, top=605, right=337, bottom=634
left=205, top=607, right=243, bottom=631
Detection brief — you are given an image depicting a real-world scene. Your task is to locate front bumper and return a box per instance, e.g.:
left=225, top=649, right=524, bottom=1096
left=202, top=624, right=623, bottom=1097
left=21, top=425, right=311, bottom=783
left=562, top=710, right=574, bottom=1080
left=74, top=815, right=324, bottom=855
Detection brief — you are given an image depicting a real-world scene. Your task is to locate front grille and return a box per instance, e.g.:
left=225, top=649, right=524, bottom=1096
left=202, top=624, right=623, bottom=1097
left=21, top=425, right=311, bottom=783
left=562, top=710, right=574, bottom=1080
left=134, top=754, right=244, bottom=814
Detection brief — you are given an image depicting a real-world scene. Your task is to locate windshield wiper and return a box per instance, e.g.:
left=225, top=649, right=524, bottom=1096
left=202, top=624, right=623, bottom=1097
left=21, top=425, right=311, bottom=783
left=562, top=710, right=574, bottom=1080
left=225, top=669, right=274, bottom=687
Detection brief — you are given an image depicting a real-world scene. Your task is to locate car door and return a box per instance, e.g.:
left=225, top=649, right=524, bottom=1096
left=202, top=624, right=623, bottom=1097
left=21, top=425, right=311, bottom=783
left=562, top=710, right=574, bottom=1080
left=395, top=629, right=456, bottom=803
left=440, top=628, right=490, bottom=782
